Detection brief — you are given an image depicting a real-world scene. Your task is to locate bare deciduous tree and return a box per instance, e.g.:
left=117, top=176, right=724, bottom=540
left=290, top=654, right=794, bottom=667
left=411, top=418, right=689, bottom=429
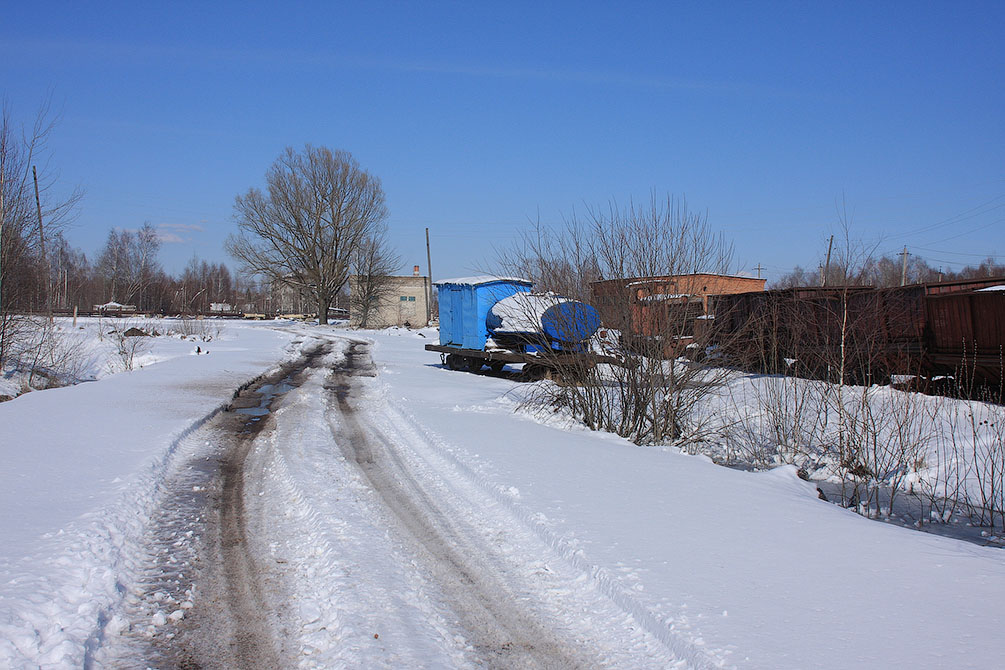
left=95, top=222, right=162, bottom=308
left=349, top=224, right=401, bottom=328
left=227, top=145, right=388, bottom=324
left=497, top=194, right=735, bottom=446
left=1, top=98, right=82, bottom=376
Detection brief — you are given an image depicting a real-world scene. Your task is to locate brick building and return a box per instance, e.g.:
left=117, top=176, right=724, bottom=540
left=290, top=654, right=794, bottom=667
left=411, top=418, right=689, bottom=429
left=349, top=266, right=431, bottom=328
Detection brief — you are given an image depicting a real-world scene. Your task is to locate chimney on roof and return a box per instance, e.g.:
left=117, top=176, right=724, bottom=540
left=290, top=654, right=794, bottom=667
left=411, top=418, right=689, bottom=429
left=413, top=265, right=420, bottom=277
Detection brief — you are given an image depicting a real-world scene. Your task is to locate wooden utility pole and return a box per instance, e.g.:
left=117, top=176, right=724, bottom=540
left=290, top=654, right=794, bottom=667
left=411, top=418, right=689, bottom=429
left=32, top=166, right=52, bottom=321
left=754, top=263, right=764, bottom=279
left=0, top=154, right=5, bottom=321
left=822, top=235, right=834, bottom=286
left=425, top=227, right=433, bottom=324
left=899, top=246, right=909, bottom=286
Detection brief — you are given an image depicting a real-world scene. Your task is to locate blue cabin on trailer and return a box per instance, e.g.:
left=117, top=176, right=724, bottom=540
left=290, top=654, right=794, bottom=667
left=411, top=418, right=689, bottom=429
left=435, top=276, right=533, bottom=350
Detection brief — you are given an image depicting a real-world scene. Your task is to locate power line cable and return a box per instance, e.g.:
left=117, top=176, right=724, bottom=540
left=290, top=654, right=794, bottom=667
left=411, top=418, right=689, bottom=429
left=901, top=194, right=1005, bottom=237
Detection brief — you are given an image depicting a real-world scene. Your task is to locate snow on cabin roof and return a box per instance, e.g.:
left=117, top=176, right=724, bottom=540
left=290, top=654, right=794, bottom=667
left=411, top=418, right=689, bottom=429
left=434, top=276, right=532, bottom=286
left=977, top=285, right=1005, bottom=292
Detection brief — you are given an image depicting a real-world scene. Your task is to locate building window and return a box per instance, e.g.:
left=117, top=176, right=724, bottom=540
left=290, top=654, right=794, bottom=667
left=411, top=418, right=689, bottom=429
left=400, top=296, right=407, bottom=301
left=408, top=296, right=416, bottom=302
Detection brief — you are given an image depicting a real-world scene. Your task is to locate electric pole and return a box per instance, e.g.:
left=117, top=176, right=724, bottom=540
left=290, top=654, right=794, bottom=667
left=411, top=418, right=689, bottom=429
left=33, top=166, right=52, bottom=322
left=425, top=227, right=433, bottom=325
left=754, top=263, right=764, bottom=279
left=822, top=235, right=834, bottom=287
left=0, top=153, right=5, bottom=321
left=900, top=246, right=909, bottom=286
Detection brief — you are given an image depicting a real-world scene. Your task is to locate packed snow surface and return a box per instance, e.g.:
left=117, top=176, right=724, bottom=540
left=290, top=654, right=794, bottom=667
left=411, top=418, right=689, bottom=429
left=2, top=319, right=1005, bottom=668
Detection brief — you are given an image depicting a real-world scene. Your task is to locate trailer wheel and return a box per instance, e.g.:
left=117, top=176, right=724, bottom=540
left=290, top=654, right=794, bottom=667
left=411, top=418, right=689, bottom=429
left=446, top=354, right=484, bottom=372
left=521, top=363, right=549, bottom=381
left=446, top=354, right=469, bottom=371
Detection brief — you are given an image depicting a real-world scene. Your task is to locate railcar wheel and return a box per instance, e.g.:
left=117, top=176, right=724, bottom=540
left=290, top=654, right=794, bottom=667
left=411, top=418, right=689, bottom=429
left=488, top=361, right=505, bottom=374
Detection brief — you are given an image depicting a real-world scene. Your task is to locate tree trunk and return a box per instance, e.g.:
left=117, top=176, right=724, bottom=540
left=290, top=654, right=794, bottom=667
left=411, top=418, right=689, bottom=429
left=318, top=293, right=330, bottom=325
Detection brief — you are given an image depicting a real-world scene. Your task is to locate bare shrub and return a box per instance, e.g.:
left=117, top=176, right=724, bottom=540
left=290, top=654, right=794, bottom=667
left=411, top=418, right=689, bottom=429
left=723, top=374, right=832, bottom=469
left=168, top=317, right=218, bottom=342
left=914, top=397, right=974, bottom=526
left=1, top=317, right=90, bottom=393
left=833, top=387, right=933, bottom=518
left=106, top=320, right=151, bottom=372
left=967, top=402, right=1005, bottom=531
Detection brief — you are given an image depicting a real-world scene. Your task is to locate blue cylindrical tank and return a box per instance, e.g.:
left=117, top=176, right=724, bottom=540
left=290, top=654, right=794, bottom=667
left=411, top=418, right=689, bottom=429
left=487, top=293, right=601, bottom=344
left=541, top=301, right=602, bottom=343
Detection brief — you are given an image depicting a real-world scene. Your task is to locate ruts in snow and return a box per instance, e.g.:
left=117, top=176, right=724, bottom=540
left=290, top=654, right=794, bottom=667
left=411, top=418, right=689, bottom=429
left=98, top=336, right=683, bottom=668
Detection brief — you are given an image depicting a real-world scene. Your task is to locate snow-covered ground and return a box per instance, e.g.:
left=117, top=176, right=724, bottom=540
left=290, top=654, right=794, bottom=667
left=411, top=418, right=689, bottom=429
left=2, top=320, right=1005, bottom=668
left=0, top=318, right=304, bottom=666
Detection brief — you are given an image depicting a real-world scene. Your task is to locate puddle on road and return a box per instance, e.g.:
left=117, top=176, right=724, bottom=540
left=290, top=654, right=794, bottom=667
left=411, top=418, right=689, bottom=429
left=229, top=368, right=312, bottom=435
left=107, top=342, right=334, bottom=669
left=233, top=382, right=295, bottom=419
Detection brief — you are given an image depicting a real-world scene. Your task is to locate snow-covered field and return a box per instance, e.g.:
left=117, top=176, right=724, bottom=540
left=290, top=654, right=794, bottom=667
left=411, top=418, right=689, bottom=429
left=2, top=319, right=1005, bottom=668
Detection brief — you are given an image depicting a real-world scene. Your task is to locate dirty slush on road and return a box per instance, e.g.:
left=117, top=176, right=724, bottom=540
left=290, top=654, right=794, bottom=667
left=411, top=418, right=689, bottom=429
left=100, top=338, right=608, bottom=669
left=100, top=343, right=333, bottom=669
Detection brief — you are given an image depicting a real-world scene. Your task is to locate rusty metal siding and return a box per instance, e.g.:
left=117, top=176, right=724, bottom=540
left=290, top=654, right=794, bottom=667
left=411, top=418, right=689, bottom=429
left=927, top=293, right=974, bottom=350
left=972, top=294, right=1005, bottom=350
left=935, top=292, right=1005, bottom=353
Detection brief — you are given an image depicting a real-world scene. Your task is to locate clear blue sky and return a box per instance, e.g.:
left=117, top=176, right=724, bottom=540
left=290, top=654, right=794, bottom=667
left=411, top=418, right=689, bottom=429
left=2, top=1, right=1002, bottom=283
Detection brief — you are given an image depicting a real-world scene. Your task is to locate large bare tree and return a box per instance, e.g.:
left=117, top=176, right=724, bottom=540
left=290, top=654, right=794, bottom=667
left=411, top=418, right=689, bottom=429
left=227, top=145, right=388, bottom=324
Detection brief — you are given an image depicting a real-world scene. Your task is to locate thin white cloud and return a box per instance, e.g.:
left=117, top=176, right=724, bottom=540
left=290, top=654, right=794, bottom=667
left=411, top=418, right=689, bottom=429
left=156, top=232, right=187, bottom=244
left=1, top=38, right=796, bottom=98
left=158, top=223, right=205, bottom=233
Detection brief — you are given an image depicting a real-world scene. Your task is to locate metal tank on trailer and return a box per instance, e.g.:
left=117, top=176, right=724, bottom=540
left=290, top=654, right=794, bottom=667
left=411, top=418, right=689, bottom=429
left=426, top=276, right=619, bottom=379
left=486, top=292, right=602, bottom=353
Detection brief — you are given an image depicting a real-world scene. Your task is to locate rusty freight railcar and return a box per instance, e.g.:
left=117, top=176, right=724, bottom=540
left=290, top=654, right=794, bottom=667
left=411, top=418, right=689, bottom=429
left=925, top=286, right=1005, bottom=390
left=708, top=286, right=886, bottom=381
left=709, top=278, right=1005, bottom=390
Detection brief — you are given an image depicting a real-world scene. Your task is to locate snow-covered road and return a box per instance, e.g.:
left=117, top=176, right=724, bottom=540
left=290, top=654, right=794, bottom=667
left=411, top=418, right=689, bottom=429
left=98, top=334, right=685, bottom=668
left=322, top=339, right=681, bottom=668
left=4, top=321, right=1005, bottom=669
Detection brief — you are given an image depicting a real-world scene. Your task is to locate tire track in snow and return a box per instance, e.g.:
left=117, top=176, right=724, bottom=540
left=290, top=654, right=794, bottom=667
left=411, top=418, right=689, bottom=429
left=328, top=341, right=705, bottom=669
left=189, top=342, right=334, bottom=669
left=352, top=349, right=728, bottom=669
left=249, top=338, right=477, bottom=667
left=328, top=341, right=600, bottom=669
